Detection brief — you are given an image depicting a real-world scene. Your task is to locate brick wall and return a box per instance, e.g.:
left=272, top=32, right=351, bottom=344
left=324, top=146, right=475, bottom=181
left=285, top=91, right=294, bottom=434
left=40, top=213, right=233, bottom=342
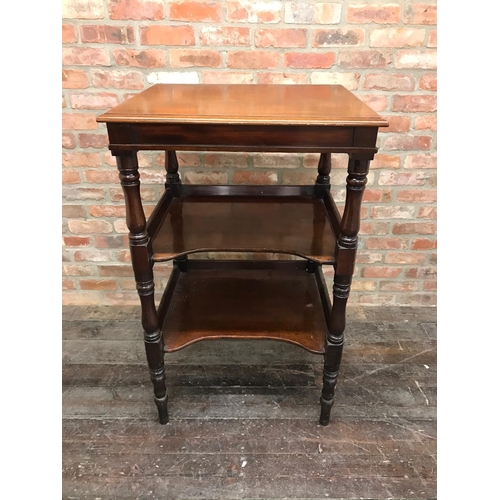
left=62, top=0, right=437, bottom=306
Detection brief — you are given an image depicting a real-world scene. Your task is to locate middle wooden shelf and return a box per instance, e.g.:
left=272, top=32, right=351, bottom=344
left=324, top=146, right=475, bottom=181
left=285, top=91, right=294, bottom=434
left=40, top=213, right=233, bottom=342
left=146, top=184, right=340, bottom=264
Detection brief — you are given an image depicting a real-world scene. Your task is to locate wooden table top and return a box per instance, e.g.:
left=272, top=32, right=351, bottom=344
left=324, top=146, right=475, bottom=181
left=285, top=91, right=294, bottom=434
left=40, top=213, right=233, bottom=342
left=96, top=84, right=387, bottom=127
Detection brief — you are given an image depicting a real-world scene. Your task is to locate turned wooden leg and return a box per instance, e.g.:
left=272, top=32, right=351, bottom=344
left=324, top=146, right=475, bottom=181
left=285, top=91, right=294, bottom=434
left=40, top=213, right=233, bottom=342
left=314, top=153, right=331, bottom=198
left=116, top=151, right=169, bottom=424
left=320, top=154, right=371, bottom=426
left=165, top=150, right=181, bottom=196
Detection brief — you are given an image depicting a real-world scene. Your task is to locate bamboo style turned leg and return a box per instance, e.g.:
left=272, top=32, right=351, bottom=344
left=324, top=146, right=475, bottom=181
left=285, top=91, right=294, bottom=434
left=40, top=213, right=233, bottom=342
left=320, top=155, right=371, bottom=426
left=116, top=152, right=169, bottom=424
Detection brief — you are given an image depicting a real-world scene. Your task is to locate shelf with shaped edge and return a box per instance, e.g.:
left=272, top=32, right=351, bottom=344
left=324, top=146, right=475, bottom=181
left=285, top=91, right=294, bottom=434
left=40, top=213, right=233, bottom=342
left=146, top=184, right=341, bottom=265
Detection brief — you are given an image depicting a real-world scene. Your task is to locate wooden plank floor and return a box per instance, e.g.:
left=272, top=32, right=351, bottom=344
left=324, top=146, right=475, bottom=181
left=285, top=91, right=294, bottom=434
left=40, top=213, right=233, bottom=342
left=63, top=305, right=437, bottom=500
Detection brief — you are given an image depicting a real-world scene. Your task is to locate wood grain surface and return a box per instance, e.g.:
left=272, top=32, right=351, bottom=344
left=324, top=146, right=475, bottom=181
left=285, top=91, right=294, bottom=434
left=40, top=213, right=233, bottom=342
left=62, top=305, right=436, bottom=500
left=96, top=84, right=388, bottom=126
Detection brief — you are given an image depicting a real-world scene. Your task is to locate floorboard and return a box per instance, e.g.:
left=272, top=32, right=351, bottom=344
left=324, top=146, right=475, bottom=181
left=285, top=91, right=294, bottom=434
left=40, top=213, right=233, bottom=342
left=62, top=305, right=437, bottom=500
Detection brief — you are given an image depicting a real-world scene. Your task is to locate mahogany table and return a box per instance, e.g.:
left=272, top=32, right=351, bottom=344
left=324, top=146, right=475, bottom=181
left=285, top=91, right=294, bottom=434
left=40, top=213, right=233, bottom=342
left=97, top=84, right=387, bottom=425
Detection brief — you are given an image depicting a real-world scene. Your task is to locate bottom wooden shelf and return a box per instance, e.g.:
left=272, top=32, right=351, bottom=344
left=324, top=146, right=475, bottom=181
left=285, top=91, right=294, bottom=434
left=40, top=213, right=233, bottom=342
left=160, top=260, right=330, bottom=354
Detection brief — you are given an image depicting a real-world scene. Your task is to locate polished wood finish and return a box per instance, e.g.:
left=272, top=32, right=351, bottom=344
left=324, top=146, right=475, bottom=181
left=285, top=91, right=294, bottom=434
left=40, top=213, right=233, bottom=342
left=149, top=189, right=337, bottom=264
left=161, top=261, right=328, bottom=354
left=97, top=83, right=387, bottom=425
left=96, top=84, right=387, bottom=126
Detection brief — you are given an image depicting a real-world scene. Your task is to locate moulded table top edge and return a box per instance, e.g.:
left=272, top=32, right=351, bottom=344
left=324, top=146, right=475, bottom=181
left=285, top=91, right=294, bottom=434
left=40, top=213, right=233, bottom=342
left=96, top=84, right=389, bottom=127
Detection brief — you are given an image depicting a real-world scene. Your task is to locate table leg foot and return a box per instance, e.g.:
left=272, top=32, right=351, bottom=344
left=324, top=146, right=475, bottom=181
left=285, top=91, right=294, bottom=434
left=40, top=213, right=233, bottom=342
left=155, top=395, right=169, bottom=424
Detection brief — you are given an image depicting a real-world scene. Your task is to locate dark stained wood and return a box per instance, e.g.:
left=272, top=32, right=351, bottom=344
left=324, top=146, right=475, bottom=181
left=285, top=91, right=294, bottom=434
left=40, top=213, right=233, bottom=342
left=149, top=193, right=337, bottom=263
left=161, top=263, right=329, bottom=354
left=97, top=84, right=388, bottom=427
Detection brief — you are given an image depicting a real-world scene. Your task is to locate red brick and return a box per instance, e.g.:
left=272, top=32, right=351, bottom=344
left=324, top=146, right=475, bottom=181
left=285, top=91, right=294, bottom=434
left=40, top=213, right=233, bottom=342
left=253, top=153, right=300, bottom=169
left=157, top=152, right=201, bottom=168
left=355, top=251, right=382, bottom=264
left=256, top=28, right=307, bottom=48
left=282, top=171, right=316, bottom=185
left=116, top=250, right=131, bottom=262
left=62, top=152, right=101, bottom=168
left=204, top=153, right=248, bottom=168
left=63, top=0, right=105, bottom=19
left=80, top=279, right=118, bottom=290
left=363, top=73, right=414, bottom=91
left=369, top=28, right=425, bottom=47
left=385, top=252, right=426, bottom=264
left=380, top=281, right=419, bottom=292
left=109, top=187, right=155, bottom=202
left=62, top=279, right=76, bottom=290
left=303, top=153, right=347, bottom=169
left=84, top=170, right=119, bottom=183
left=392, top=95, right=436, bottom=112
left=63, top=187, right=106, bottom=200
left=411, top=238, right=437, bottom=250
left=358, top=95, right=387, bottom=112
left=62, top=265, right=94, bottom=276
left=428, top=30, right=437, bottom=48
left=70, top=92, right=119, bottom=109
left=362, top=189, right=392, bottom=202
left=62, top=114, right=98, bottom=130
left=381, top=116, right=411, bottom=133
left=257, top=73, right=308, bottom=84
left=415, top=115, right=437, bottom=131
left=113, top=49, right=166, bottom=68
left=62, top=133, right=76, bottom=149
left=418, top=207, right=437, bottom=219
left=63, top=96, right=67, bottom=108
left=74, top=249, right=113, bottom=262
left=370, top=154, right=400, bottom=169
left=62, top=47, right=110, bottom=66
left=395, top=50, right=436, bottom=69
left=62, top=170, right=80, bottom=184
left=91, top=70, right=144, bottom=89
left=338, top=50, right=391, bottom=69
left=404, top=4, right=437, bottom=25
left=227, top=1, right=281, bottom=23
left=313, top=28, right=365, bottom=47
left=200, top=26, right=250, bottom=46
left=232, top=171, right=278, bottom=185
left=310, top=72, right=360, bottom=89
left=405, top=266, right=436, bottom=279
left=98, top=265, right=134, bottom=277
left=170, top=1, right=221, bottom=22
left=184, top=171, right=229, bottom=184
left=404, top=154, right=436, bottom=169
left=114, top=220, right=129, bottom=234
left=170, top=49, right=222, bottom=68
left=63, top=236, right=91, bottom=247
left=372, top=206, right=416, bottom=219
left=362, top=266, right=402, bottom=278
left=88, top=205, right=126, bottom=217
left=397, top=189, right=436, bottom=203
left=81, top=24, right=135, bottom=43
left=68, top=219, right=113, bottom=234
left=423, top=281, right=437, bottom=291
left=79, top=133, right=108, bottom=148
left=393, top=223, right=436, bottom=235
left=360, top=222, right=389, bottom=235
left=227, top=51, right=280, bottom=69
left=384, top=135, right=431, bottom=151
left=62, top=70, right=89, bottom=89
left=379, top=171, right=428, bottom=185
left=365, top=237, right=408, bottom=250
left=62, top=205, right=87, bottom=219
left=141, top=25, right=195, bottom=45
left=202, top=72, right=253, bottom=83
left=284, top=52, right=335, bottom=69
left=419, top=73, right=437, bottom=91
left=94, top=235, right=127, bottom=248
left=346, top=4, right=401, bottom=24
left=62, top=24, right=77, bottom=43
left=109, top=0, right=164, bottom=20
